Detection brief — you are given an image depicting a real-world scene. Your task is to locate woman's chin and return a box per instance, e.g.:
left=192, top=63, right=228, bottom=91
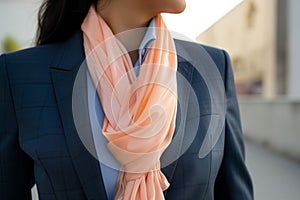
left=164, top=1, right=186, bottom=14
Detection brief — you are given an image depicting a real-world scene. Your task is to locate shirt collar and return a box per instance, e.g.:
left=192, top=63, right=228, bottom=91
left=138, top=18, right=156, bottom=62
left=133, top=18, right=156, bottom=76
left=139, top=18, right=156, bottom=52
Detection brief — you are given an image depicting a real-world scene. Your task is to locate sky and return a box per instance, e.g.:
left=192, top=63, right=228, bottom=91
left=163, top=0, right=244, bottom=40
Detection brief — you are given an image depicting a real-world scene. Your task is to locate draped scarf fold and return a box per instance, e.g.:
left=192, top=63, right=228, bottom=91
left=81, top=5, right=177, bottom=200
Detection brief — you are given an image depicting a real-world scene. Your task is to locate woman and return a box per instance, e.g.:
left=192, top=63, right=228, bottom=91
left=0, top=0, right=253, bottom=199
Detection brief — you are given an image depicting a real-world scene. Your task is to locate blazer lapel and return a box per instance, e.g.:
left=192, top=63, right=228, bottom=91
left=162, top=39, right=194, bottom=194
left=50, top=30, right=108, bottom=200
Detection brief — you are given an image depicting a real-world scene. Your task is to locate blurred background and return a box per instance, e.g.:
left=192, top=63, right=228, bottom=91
left=1, top=0, right=299, bottom=199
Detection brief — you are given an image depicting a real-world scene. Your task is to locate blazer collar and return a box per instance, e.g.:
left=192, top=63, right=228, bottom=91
left=51, top=30, right=85, bottom=71
left=50, top=30, right=194, bottom=199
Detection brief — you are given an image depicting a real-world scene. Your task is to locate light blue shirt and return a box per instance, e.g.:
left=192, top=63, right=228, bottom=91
left=87, top=19, right=156, bottom=200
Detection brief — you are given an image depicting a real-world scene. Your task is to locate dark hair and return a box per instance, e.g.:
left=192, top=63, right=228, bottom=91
left=36, top=0, right=98, bottom=45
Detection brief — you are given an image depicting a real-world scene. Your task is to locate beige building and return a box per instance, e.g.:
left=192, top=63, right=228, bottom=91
left=197, top=0, right=294, bottom=98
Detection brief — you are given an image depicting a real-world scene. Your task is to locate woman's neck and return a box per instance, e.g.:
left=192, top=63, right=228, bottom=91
left=96, top=1, right=153, bottom=35
left=96, top=1, right=154, bottom=64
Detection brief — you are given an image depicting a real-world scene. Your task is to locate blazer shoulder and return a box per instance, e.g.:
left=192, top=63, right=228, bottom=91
left=0, top=43, right=64, bottom=87
left=175, top=39, right=227, bottom=63
left=1, top=43, right=60, bottom=66
left=0, top=42, right=65, bottom=82
left=174, top=39, right=229, bottom=79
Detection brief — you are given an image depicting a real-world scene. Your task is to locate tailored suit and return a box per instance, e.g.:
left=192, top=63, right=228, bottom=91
left=0, top=30, right=253, bottom=200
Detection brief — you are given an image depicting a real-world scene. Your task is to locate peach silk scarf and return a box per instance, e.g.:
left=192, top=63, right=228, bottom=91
left=81, top=5, right=177, bottom=200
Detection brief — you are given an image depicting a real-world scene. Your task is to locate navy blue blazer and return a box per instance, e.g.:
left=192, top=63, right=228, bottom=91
left=0, top=30, right=253, bottom=200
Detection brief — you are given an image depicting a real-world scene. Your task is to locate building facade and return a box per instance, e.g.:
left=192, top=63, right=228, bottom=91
left=197, top=0, right=299, bottom=99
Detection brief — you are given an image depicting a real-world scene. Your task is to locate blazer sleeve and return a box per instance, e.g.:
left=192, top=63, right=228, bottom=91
left=214, top=50, right=254, bottom=200
left=0, top=54, right=34, bottom=199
